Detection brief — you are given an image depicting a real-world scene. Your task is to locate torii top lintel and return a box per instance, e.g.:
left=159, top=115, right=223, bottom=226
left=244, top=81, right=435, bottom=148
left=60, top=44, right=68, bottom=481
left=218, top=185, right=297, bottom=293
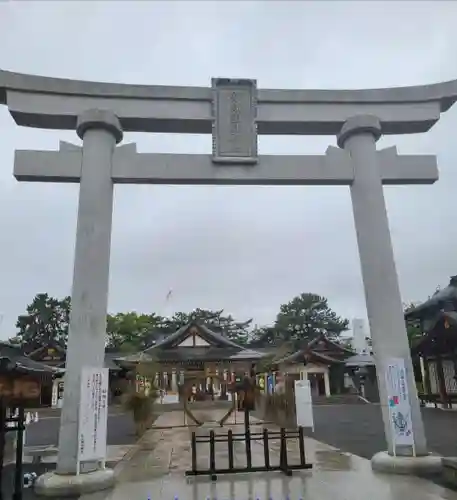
left=1, top=69, right=457, bottom=135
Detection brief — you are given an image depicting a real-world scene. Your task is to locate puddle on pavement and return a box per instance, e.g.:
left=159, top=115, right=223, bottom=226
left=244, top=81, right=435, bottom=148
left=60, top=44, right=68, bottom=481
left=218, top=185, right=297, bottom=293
left=314, top=449, right=352, bottom=471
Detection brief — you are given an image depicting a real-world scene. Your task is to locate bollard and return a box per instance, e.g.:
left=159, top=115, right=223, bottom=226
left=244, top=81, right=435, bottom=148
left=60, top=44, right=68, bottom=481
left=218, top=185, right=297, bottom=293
left=12, top=406, right=25, bottom=500
left=245, top=428, right=252, bottom=470
left=262, top=427, right=270, bottom=469
left=298, top=426, right=306, bottom=466
left=227, top=429, right=234, bottom=470
left=191, top=432, right=197, bottom=475
left=209, top=430, right=216, bottom=481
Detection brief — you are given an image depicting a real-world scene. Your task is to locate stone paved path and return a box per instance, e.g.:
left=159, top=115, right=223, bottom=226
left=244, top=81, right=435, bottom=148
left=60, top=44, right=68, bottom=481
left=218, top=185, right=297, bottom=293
left=81, top=408, right=457, bottom=500
left=116, top=409, right=265, bottom=482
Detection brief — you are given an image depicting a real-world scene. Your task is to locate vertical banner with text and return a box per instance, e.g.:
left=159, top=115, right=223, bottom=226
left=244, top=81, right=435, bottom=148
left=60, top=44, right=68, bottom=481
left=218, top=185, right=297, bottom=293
left=385, top=357, right=414, bottom=450
left=78, top=367, right=109, bottom=463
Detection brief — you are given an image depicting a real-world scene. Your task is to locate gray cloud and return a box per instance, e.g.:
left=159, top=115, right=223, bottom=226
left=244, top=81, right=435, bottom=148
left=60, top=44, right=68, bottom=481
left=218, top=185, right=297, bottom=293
left=0, top=1, right=456, bottom=338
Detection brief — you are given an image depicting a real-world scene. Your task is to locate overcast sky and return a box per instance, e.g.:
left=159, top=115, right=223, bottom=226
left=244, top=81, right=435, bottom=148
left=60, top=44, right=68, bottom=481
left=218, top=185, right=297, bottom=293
left=0, top=1, right=456, bottom=340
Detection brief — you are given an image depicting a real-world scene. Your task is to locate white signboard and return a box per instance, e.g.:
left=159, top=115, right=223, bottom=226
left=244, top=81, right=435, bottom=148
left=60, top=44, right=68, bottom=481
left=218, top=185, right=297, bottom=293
left=385, top=358, right=414, bottom=449
left=294, top=380, right=314, bottom=431
left=78, top=367, right=109, bottom=463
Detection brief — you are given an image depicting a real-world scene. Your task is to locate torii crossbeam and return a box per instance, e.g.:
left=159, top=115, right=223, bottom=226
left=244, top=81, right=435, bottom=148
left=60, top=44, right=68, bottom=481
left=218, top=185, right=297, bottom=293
left=14, top=143, right=437, bottom=186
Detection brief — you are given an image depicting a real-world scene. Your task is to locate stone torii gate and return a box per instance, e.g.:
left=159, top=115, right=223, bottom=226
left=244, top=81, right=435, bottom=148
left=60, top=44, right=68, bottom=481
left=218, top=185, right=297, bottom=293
left=1, top=71, right=457, bottom=494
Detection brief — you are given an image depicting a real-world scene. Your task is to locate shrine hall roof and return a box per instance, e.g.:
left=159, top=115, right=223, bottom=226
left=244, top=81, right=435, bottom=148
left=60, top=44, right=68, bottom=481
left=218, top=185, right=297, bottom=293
left=139, top=322, right=265, bottom=362
left=405, top=276, right=457, bottom=320
left=0, top=341, right=57, bottom=373
left=273, top=334, right=353, bottom=366
left=145, top=322, right=247, bottom=352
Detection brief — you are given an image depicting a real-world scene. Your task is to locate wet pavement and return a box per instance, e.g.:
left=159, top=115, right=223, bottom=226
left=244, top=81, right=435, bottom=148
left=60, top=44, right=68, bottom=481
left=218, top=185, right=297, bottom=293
left=26, top=413, right=136, bottom=448
left=80, top=409, right=457, bottom=500
left=309, top=404, right=457, bottom=459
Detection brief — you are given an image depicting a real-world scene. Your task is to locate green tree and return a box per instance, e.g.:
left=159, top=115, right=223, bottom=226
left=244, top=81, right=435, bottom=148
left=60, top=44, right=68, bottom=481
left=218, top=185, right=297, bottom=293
left=106, top=312, right=164, bottom=352
left=249, top=326, right=277, bottom=347
left=274, top=293, right=349, bottom=348
left=13, top=293, right=71, bottom=351
left=156, top=308, right=252, bottom=345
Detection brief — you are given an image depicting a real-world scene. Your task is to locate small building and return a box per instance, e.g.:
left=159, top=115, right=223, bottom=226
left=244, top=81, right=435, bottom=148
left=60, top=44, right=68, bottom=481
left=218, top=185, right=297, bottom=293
left=0, top=341, right=58, bottom=407
left=345, top=352, right=379, bottom=402
left=272, top=334, right=354, bottom=397
left=405, top=275, right=457, bottom=407
left=27, top=340, right=123, bottom=406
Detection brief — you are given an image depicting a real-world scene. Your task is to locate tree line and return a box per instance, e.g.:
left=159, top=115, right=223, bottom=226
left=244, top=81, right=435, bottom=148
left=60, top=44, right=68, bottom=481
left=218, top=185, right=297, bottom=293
left=9, top=292, right=350, bottom=354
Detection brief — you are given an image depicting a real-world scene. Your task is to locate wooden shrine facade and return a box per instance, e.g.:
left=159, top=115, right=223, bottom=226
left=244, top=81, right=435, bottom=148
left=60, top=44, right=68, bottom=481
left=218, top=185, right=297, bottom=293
left=406, top=276, right=457, bottom=408
left=270, top=334, right=354, bottom=397
left=126, top=322, right=265, bottom=399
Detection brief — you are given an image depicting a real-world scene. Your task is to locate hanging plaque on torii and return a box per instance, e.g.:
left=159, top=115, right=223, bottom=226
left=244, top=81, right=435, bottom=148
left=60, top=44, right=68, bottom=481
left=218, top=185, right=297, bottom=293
left=211, top=78, right=258, bottom=165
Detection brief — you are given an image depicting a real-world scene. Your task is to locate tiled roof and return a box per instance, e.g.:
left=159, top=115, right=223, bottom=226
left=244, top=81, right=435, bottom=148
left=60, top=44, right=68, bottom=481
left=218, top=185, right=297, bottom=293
left=273, top=334, right=353, bottom=365
left=115, top=352, right=153, bottom=364
left=140, top=346, right=264, bottom=362
left=144, top=322, right=244, bottom=353
left=405, top=276, right=457, bottom=320
left=55, top=351, right=123, bottom=371
left=0, top=342, right=57, bottom=373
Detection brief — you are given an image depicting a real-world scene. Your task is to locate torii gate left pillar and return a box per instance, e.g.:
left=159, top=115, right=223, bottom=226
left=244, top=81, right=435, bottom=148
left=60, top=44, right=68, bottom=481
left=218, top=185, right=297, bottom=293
left=57, top=110, right=122, bottom=483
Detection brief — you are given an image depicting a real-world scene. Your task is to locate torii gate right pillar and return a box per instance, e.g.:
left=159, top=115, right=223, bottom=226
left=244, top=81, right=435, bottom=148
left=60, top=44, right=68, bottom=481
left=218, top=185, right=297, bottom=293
left=338, top=116, right=437, bottom=473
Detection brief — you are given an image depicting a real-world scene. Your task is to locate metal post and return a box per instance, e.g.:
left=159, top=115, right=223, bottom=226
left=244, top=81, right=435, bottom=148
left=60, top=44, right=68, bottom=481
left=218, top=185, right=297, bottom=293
left=227, top=429, right=234, bottom=470
left=0, top=399, right=6, bottom=500
left=298, top=426, right=306, bottom=466
left=209, top=430, right=216, bottom=477
left=262, top=427, right=270, bottom=469
left=12, top=405, right=25, bottom=500
left=244, top=407, right=252, bottom=470
left=191, top=432, right=197, bottom=474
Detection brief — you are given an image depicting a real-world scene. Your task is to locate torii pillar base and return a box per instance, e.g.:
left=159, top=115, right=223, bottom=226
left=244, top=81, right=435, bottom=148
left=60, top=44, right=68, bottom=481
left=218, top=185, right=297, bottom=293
left=371, top=451, right=442, bottom=476
left=34, top=469, right=115, bottom=498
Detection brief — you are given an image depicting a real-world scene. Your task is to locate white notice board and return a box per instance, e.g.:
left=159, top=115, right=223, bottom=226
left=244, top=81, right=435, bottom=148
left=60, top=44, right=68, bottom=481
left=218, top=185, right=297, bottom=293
left=294, top=380, right=314, bottom=431
left=78, top=367, right=109, bottom=464
left=385, top=357, right=415, bottom=451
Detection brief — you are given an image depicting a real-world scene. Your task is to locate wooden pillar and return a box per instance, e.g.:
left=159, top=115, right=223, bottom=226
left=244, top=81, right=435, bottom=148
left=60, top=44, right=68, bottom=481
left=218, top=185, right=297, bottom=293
left=422, top=356, right=432, bottom=395
left=436, top=354, right=449, bottom=408
left=324, top=370, right=331, bottom=396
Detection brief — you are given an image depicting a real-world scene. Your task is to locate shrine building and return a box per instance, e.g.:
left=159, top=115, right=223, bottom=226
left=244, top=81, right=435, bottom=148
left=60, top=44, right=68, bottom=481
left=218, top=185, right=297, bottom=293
left=118, top=321, right=265, bottom=398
